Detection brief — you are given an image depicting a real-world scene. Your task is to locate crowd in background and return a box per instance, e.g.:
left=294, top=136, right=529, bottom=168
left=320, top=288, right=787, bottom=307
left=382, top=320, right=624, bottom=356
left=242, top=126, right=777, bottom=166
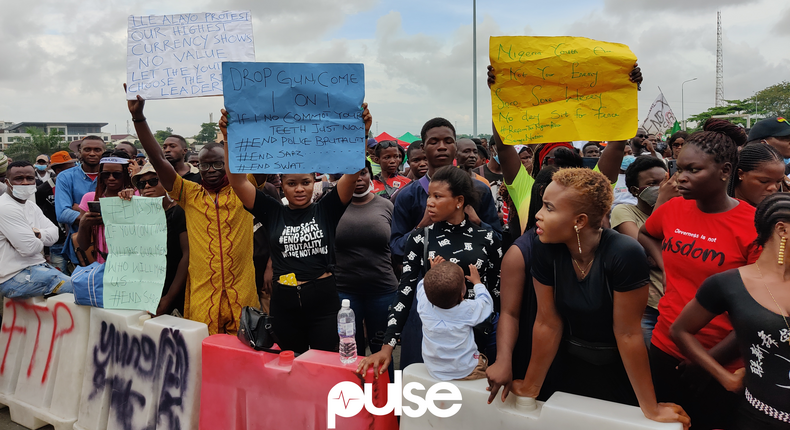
left=0, top=68, right=789, bottom=430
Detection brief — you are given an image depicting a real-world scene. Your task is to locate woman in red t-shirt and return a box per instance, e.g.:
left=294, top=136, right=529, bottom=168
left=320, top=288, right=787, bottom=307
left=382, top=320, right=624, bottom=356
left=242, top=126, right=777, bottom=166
left=639, top=119, right=759, bottom=430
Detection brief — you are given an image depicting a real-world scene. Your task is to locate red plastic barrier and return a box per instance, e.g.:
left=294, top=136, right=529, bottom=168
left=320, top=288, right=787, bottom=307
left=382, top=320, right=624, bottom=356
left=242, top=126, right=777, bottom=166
left=200, top=335, right=398, bottom=430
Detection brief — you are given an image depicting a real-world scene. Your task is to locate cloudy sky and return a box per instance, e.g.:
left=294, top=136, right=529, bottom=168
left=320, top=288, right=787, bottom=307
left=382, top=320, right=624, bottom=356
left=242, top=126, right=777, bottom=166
left=1, top=0, right=788, bottom=138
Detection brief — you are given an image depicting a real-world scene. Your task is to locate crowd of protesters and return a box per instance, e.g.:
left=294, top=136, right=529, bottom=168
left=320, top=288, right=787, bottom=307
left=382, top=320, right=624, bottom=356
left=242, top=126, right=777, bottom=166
left=0, top=64, right=789, bottom=430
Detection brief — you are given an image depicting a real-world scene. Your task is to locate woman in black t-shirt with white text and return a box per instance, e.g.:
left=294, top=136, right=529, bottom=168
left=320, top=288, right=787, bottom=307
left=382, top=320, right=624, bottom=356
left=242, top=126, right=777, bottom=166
left=672, top=193, right=790, bottom=429
left=512, top=168, right=689, bottom=428
left=220, top=106, right=371, bottom=354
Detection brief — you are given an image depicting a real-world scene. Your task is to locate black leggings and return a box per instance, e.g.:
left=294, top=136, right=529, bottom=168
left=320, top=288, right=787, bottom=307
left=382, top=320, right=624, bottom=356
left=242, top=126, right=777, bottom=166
left=270, top=276, right=341, bottom=354
left=650, top=344, right=738, bottom=430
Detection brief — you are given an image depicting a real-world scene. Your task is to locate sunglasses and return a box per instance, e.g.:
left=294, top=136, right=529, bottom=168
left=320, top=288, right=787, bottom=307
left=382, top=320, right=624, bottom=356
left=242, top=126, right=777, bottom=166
left=136, top=178, right=160, bottom=190
left=198, top=161, right=225, bottom=171
left=672, top=142, right=684, bottom=148
left=100, top=171, right=123, bottom=179
left=377, top=140, right=400, bottom=149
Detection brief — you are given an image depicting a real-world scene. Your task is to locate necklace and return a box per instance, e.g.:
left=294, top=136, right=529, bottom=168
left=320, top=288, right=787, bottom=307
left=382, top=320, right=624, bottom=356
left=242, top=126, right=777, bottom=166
left=756, top=262, right=790, bottom=346
left=572, top=257, right=594, bottom=278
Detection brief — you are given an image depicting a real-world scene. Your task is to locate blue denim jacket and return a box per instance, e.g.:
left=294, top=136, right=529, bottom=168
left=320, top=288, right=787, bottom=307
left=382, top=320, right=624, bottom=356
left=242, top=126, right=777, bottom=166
left=54, top=166, right=97, bottom=263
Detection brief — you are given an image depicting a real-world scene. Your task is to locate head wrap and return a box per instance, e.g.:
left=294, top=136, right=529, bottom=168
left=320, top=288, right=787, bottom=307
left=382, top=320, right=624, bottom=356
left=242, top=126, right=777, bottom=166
left=0, top=153, right=7, bottom=174
left=536, top=142, right=573, bottom=168
left=100, top=157, right=129, bottom=165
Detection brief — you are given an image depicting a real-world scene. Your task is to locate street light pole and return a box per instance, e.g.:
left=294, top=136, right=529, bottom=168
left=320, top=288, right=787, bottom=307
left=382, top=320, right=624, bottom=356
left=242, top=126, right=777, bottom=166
left=472, top=0, right=477, bottom=137
left=681, top=77, right=697, bottom=131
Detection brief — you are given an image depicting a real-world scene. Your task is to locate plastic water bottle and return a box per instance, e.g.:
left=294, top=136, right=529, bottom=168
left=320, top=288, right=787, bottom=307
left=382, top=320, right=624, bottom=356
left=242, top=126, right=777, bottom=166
left=338, top=299, right=357, bottom=364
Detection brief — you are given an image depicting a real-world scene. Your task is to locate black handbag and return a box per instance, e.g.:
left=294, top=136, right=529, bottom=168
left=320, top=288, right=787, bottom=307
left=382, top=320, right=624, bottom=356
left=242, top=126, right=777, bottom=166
left=238, top=306, right=288, bottom=354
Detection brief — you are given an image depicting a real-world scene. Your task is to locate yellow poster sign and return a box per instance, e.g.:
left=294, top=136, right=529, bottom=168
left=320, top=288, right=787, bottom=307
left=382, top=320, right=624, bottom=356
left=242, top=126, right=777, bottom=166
left=490, top=36, right=638, bottom=145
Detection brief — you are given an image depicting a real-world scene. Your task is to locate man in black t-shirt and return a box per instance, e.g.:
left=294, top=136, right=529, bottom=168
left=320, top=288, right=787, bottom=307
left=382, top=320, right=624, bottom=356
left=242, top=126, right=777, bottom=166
left=35, top=151, right=76, bottom=273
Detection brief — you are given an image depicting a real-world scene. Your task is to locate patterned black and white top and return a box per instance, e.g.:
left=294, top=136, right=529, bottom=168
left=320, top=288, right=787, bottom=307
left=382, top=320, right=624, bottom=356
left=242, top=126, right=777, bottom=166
left=383, top=217, right=502, bottom=348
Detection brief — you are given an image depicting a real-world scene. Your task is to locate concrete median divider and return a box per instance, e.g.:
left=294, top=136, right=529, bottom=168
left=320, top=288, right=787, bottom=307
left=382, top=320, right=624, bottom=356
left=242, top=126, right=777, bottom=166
left=0, top=295, right=208, bottom=430
left=74, top=307, right=208, bottom=430
left=0, top=294, right=91, bottom=430
left=399, top=363, right=682, bottom=430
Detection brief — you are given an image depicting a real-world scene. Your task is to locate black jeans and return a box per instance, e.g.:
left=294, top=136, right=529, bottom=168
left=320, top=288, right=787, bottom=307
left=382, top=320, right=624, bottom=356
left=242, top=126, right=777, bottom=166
left=650, top=344, right=738, bottom=430
left=270, top=276, right=341, bottom=354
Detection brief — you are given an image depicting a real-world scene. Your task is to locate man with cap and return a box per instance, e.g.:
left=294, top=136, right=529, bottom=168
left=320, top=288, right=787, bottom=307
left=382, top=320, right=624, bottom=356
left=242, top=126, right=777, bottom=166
left=0, top=161, right=73, bottom=298
left=34, top=154, right=53, bottom=183
left=36, top=151, right=76, bottom=273
left=748, top=117, right=790, bottom=174
left=366, top=138, right=382, bottom=176
left=55, top=135, right=105, bottom=265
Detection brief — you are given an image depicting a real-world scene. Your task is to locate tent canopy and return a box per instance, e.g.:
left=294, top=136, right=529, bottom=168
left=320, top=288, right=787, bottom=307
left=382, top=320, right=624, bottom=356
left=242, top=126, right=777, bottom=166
left=375, top=132, right=410, bottom=149
left=398, top=132, right=419, bottom=144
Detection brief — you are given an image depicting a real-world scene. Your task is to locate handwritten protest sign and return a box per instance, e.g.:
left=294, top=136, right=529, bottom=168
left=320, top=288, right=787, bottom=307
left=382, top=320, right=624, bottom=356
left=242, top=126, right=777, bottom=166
left=126, top=11, right=255, bottom=100
left=222, top=62, right=366, bottom=174
left=489, top=36, right=638, bottom=145
left=101, top=197, right=167, bottom=313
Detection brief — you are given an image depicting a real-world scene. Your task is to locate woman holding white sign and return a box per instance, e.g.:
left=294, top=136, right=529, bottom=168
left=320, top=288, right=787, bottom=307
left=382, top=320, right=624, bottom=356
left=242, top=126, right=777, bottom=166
left=220, top=105, right=371, bottom=354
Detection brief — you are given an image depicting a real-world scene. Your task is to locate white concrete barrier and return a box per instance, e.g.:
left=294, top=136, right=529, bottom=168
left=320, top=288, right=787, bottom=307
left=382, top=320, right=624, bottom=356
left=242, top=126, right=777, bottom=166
left=0, top=294, right=91, bottom=430
left=74, top=307, right=208, bottom=430
left=400, top=363, right=682, bottom=430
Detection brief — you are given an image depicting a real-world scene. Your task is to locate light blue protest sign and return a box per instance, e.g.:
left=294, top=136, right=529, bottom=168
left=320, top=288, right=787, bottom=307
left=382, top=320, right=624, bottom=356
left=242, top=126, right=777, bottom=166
left=222, top=62, right=366, bottom=174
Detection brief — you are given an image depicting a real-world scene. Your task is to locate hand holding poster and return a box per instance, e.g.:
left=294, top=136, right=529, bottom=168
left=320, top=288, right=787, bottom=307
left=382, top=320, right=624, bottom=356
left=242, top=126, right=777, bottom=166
left=126, top=11, right=255, bottom=100
left=489, top=36, right=638, bottom=145
left=101, top=197, right=167, bottom=314
left=222, top=62, right=366, bottom=174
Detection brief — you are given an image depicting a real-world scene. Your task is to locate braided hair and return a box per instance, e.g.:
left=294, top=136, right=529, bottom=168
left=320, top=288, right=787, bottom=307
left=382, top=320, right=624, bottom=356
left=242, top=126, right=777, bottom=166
left=685, top=119, right=746, bottom=166
left=754, top=193, right=790, bottom=247
left=727, top=142, right=784, bottom=197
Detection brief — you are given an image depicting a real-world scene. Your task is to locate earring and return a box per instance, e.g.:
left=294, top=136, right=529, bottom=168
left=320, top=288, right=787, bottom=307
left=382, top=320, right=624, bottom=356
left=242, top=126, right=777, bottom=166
left=779, top=237, right=787, bottom=265
left=457, top=205, right=461, bottom=209
left=575, top=225, right=582, bottom=254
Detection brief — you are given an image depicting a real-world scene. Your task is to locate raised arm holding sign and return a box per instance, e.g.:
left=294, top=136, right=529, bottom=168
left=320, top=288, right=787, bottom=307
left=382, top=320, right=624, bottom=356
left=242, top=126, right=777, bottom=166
left=489, top=36, right=639, bottom=145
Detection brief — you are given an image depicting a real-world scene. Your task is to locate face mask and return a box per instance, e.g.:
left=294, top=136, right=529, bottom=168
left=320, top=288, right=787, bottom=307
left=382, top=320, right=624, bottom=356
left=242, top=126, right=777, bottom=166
left=353, top=181, right=375, bottom=198
left=10, top=184, right=37, bottom=201
left=35, top=164, right=47, bottom=171
left=784, top=157, right=790, bottom=165
left=620, top=155, right=636, bottom=171
left=638, top=185, right=660, bottom=207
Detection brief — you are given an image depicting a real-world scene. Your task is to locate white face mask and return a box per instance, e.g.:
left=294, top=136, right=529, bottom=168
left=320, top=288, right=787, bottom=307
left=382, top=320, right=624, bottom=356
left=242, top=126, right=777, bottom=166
left=353, top=181, right=375, bottom=198
left=10, top=184, right=36, bottom=201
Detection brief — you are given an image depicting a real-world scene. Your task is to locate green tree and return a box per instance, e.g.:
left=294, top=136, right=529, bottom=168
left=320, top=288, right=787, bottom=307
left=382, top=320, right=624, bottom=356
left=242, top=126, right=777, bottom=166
left=154, top=127, right=174, bottom=144
left=754, top=81, right=790, bottom=119
left=194, top=122, right=219, bottom=144
left=6, top=128, right=68, bottom=162
left=686, top=98, right=767, bottom=131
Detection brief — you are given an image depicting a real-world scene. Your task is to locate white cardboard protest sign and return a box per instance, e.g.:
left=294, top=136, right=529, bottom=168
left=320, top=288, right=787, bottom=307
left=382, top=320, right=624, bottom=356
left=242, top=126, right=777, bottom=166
left=126, top=11, right=255, bottom=100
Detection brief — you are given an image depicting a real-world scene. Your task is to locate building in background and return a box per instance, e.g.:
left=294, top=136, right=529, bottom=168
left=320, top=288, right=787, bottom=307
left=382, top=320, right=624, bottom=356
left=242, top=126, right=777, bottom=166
left=0, top=121, right=110, bottom=150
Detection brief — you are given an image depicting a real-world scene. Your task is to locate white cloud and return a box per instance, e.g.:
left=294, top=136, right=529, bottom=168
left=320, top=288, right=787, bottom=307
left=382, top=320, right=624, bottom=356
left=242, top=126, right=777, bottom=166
left=0, top=0, right=787, bottom=140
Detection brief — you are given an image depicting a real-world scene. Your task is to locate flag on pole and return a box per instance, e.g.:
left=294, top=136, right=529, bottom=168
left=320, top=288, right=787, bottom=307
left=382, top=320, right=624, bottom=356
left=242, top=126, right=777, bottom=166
left=669, top=120, right=681, bottom=135
left=642, top=91, right=678, bottom=136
